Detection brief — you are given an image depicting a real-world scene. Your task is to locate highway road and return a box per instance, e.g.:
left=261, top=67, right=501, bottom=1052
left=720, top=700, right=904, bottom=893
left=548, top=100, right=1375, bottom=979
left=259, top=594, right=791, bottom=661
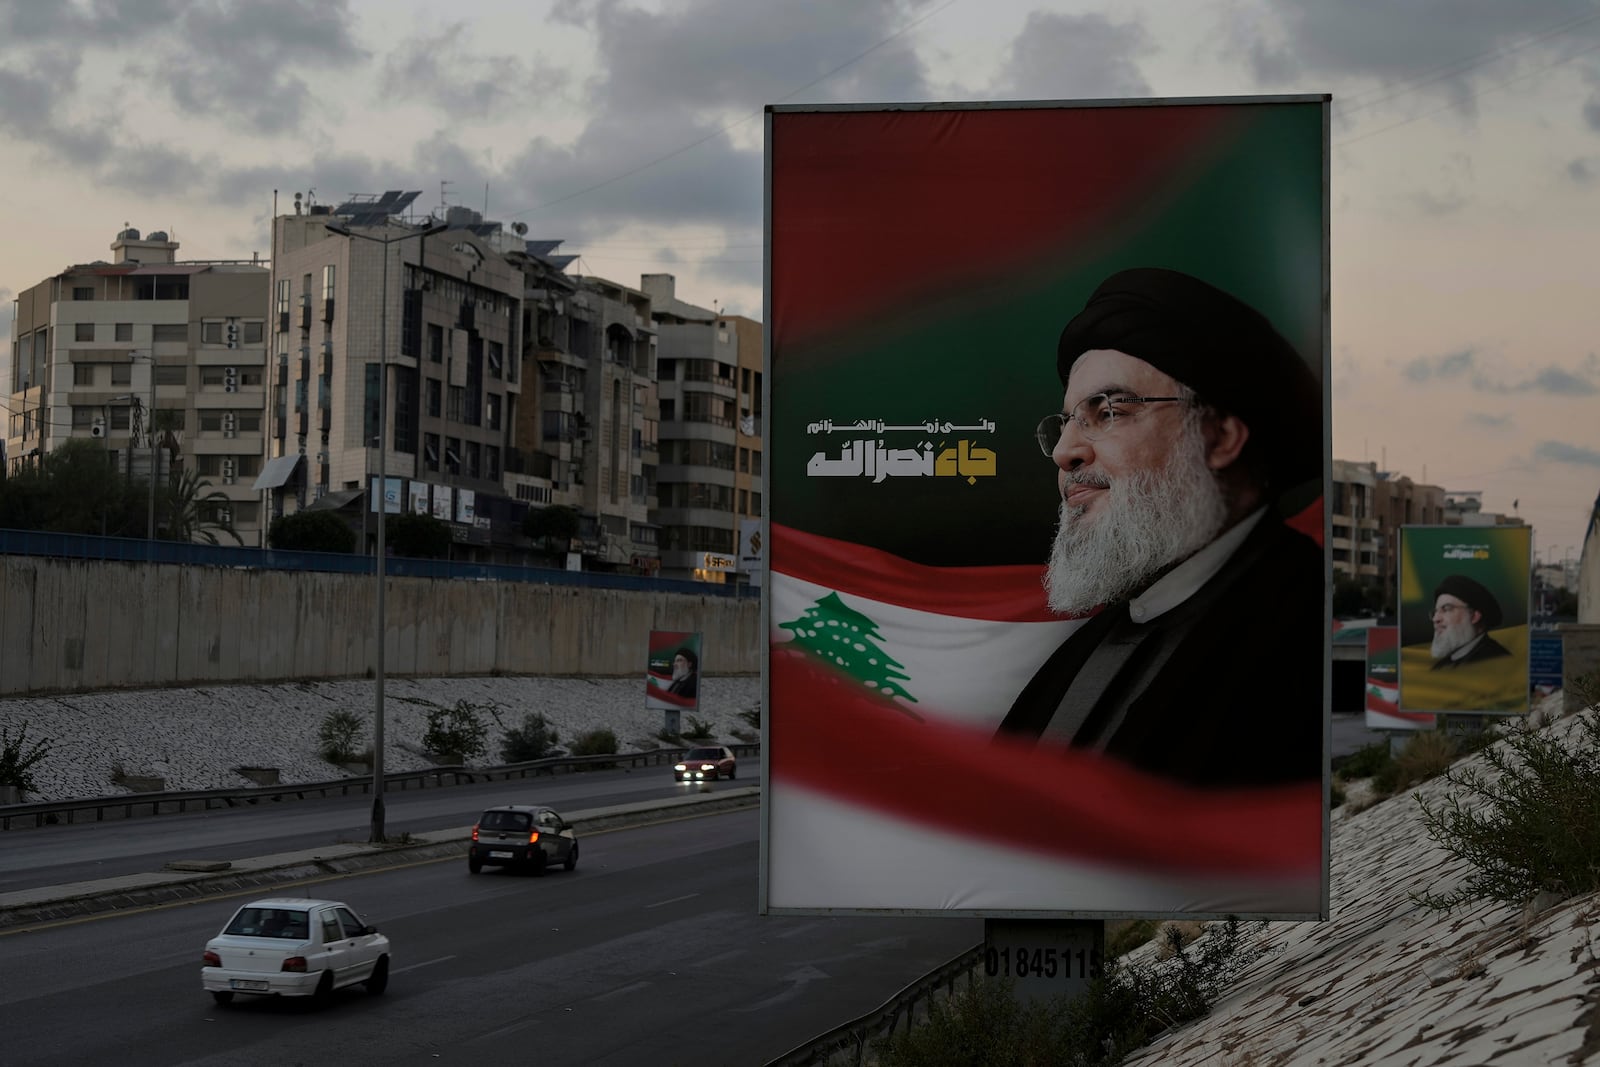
left=1, top=808, right=980, bottom=1067
left=0, top=766, right=762, bottom=895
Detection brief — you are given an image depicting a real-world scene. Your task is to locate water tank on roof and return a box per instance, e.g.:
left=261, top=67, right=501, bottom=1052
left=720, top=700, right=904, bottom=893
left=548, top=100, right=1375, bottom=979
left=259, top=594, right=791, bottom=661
left=119, top=227, right=141, bottom=241
left=309, top=205, right=331, bottom=215
left=445, top=205, right=481, bottom=229
left=147, top=231, right=169, bottom=242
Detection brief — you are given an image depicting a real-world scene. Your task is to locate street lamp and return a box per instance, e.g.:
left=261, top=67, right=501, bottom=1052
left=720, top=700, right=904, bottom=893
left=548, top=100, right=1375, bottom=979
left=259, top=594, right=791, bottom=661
left=323, top=217, right=446, bottom=843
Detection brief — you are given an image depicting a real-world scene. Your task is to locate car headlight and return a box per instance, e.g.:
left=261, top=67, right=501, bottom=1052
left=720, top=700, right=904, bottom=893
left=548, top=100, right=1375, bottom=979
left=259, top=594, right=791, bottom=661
left=700, top=764, right=714, bottom=771
left=674, top=763, right=687, bottom=771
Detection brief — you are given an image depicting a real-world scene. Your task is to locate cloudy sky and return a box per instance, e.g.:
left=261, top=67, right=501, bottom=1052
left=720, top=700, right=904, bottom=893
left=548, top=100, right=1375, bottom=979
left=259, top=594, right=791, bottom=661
left=2, top=0, right=1599, bottom=562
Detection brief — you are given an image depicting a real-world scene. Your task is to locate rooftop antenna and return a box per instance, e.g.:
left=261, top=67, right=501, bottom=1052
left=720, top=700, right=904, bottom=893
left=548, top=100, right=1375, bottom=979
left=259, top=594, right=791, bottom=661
left=440, top=180, right=454, bottom=218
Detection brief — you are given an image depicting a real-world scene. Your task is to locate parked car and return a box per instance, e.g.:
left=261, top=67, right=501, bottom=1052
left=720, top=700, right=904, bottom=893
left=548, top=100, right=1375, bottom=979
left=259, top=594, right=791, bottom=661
left=201, top=897, right=389, bottom=1007
left=468, top=805, right=580, bottom=875
left=674, top=745, right=737, bottom=782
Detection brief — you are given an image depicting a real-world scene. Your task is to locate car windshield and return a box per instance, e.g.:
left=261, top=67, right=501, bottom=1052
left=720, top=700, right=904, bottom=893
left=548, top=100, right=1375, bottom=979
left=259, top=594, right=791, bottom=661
left=224, top=907, right=310, bottom=939
left=480, top=811, right=531, bottom=831
left=687, top=748, right=724, bottom=760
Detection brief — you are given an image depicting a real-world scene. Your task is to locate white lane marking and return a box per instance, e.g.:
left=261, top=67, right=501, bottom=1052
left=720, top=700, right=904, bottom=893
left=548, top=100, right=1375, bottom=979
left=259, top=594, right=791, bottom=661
left=393, top=955, right=456, bottom=975
left=645, top=893, right=700, bottom=909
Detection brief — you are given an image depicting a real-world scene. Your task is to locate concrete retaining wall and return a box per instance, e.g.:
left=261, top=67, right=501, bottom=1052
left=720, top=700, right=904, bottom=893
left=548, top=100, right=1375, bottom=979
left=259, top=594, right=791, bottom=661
left=0, top=557, right=761, bottom=696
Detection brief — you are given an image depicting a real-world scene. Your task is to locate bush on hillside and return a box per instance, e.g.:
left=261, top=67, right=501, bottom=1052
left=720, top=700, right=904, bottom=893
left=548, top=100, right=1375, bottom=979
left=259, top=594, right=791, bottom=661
left=1374, top=729, right=1456, bottom=795
left=500, top=712, right=560, bottom=763
left=682, top=715, right=715, bottom=741
left=318, top=710, right=366, bottom=765
left=1414, top=674, right=1600, bottom=913
left=0, top=720, right=55, bottom=794
left=569, top=728, right=618, bottom=758
left=423, top=700, right=490, bottom=763
left=268, top=510, right=356, bottom=553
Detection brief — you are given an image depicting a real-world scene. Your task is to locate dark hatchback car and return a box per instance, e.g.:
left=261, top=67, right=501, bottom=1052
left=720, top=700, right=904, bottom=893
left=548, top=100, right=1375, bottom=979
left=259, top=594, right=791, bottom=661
left=468, top=805, right=579, bottom=875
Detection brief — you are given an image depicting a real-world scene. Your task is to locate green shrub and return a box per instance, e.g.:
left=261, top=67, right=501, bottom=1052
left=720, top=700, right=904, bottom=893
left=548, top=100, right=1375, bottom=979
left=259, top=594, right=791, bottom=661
left=1375, top=729, right=1456, bottom=795
left=318, top=710, right=365, bottom=765
left=570, top=728, right=618, bottom=757
left=1414, top=685, right=1600, bottom=913
left=384, top=511, right=452, bottom=558
left=1333, top=739, right=1392, bottom=780
left=654, top=727, right=682, bottom=746
left=0, top=721, right=55, bottom=794
left=268, top=510, right=356, bottom=552
left=501, top=712, right=560, bottom=763
left=682, top=715, right=715, bottom=740
left=1105, top=918, right=1159, bottom=959
left=738, top=706, right=761, bottom=730
left=423, top=700, right=490, bottom=763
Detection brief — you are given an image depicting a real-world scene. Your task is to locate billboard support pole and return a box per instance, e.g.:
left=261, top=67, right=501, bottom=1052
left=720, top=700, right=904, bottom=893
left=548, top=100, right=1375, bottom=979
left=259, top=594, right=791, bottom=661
left=983, top=918, right=1105, bottom=1011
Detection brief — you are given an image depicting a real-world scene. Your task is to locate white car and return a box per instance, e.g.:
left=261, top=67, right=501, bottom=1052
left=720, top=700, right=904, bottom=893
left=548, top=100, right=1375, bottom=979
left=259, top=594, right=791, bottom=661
left=201, top=897, right=390, bottom=1007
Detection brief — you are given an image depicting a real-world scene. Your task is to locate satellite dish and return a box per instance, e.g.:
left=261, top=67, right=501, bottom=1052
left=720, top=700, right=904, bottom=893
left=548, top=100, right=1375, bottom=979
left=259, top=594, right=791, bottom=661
left=511, top=222, right=528, bottom=236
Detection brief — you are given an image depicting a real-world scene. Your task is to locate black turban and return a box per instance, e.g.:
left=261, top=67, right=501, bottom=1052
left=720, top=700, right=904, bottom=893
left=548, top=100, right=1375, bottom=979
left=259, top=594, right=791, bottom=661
left=1433, top=575, right=1502, bottom=630
left=1056, top=267, right=1322, bottom=490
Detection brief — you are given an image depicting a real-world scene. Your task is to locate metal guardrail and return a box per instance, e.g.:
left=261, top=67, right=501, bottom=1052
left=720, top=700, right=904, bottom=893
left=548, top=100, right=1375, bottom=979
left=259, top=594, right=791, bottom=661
left=0, top=743, right=761, bottom=831
left=764, top=944, right=986, bottom=1067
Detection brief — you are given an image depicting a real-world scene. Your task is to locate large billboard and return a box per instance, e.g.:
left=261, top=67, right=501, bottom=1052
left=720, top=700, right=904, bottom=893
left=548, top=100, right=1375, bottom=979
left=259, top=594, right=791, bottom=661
left=763, top=97, right=1331, bottom=919
left=645, top=630, right=703, bottom=713
left=1397, top=525, right=1532, bottom=714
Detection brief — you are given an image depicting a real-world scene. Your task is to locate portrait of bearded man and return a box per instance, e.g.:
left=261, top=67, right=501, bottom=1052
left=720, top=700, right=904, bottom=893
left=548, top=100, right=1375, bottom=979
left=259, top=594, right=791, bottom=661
left=996, top=267, right=1326, bottom=790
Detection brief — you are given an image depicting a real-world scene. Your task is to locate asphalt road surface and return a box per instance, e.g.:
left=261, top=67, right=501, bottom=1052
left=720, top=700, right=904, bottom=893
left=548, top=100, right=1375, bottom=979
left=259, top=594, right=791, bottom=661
left=1, top=808, right=981, bottom=1067
left=0, top=766, right=761, bottom=895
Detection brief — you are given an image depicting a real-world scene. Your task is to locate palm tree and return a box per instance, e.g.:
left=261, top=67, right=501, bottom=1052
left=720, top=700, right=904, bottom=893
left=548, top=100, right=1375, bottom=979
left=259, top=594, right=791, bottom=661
left=163, top=469, right=243, bottom=545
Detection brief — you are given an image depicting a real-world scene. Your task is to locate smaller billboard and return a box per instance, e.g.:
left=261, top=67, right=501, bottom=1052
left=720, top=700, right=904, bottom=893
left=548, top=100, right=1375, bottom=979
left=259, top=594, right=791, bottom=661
left=456, top=488, right=476, bottom=524
left=1397, top=525, right=1532, bottom=714
left=431, top=486, right=453, bottom=522
left=1363, top=626, right=1435, bottom=731
left=1530, top=630, right=1563, bottom=695
left=739, top=518, right=764, bottom=573
left=646, top=630, right=702, bottom=712
left=369, top=476, right=404, bottom=515
left=408, top=482, right=429, bottom=515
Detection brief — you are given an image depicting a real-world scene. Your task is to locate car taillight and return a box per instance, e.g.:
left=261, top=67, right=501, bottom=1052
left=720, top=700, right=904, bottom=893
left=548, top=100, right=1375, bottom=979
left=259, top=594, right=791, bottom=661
left=528, top=831, right=540, bottom=844
left=471, top=825, right=480, bottom=841
left=203, top=950, right=221, bottom=967
left=282, top=956, right=308, bottom=973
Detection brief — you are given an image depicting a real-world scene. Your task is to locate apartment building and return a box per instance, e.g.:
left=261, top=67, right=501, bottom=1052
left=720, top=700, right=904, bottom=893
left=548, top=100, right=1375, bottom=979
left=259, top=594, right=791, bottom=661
left=513, top=251, right=661, bottom=573
left=1330, top=458, right=1381, bottom=583
left=1373, top=470, right=1447, bottom=595
left=642, top=274, right=762, bottom=584
left=267, top=194, right=525, bottom=559
left=4, top=228, right=270, bottom=544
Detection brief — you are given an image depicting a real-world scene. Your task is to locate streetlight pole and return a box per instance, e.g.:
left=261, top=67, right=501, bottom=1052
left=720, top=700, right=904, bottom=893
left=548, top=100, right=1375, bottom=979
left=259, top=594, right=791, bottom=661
left=323, top=218, right=445, bottom=843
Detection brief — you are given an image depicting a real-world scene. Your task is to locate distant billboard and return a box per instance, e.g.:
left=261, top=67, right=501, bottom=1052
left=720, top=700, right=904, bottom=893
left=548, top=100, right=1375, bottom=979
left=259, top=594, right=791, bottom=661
left=763, top=96, right=1330, bottom=919
left=1397, top=525, right=1532, bottom=714
left=1363, top=626, right=1435, bottom=731
left=645, top=630, right=702, bottom=712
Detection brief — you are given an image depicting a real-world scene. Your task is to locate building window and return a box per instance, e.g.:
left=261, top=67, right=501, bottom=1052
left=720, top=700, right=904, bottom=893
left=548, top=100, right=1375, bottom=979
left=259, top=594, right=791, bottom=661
left=751, top=492, right=762, bottom=515
left=486, top=445, right=500, bottom=480
left=72, top=406, right=96, bottom=428
left=466, top=441, right=481, bottom=479
left=428, top=323, right=443, bottom=363
left=487, top=340, right=503, bottom=379
left=109, top=407, right=130, bottom=430
left=447, top=386, right=464, bottom=422
left=152, top=323, right=187, bottom=343
left=115, top=323, right=133, bottom=342
left=73, top=286, right=94, bottom=300
left=542, top=410, right=568, bottom=441
left=243, top=321, right=264, bottom=344
left=111, top=364, right=132, bottom=386
left=426, top=378, right=441, bottom=418
left=365, top=364, right=380, bottom=445
left=486, top=393, right=501, bottom=430
left=738, top=447, right=749, bottom=473
left=73, top=364, right=96, bottom=386
left=322, top=264, right=336, bottom=300
left=74, top=323, right=95, bottom=341
left=445, top=437, right=461, bottom=474
left=394, top=368, right=417, bottom=454
left=424, top=433, right=441, bottom=472
left=276, top=278, right=290, bottom=317
left=739, top=488, right=748, bottom=513
left=157, top=408, right=188, bottom=430
left=202, top=321, right=223, bottom=344
left=154, top=364, right=188, bottom=386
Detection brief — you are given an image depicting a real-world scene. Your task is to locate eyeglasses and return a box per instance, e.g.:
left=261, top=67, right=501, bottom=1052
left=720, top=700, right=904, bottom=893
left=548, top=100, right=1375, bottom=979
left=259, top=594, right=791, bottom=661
left=1034, top=393, right=1186, bottom=454
left=1432, top=602, right=1471, bottom=616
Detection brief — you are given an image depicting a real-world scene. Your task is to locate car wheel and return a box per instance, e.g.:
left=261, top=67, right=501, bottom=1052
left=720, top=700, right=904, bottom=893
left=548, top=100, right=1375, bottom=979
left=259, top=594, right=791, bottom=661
left=530, top=852, right=547, bottom=877
left=728, top=765, right=736, bottom=779
left=211, top=991, right=234, bottom=1007
left=468, top=856, right=482, bottom=874
left=365, top=956, right=389, bottom=996
left=313, top=971, right=335, bottom=1009
left=564, top=842, right=579, bottom=872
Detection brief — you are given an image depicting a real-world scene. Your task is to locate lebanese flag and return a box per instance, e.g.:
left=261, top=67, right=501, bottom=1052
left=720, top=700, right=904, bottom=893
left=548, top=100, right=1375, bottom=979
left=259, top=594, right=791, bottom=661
left=767, top=522, right=1324, bottom=916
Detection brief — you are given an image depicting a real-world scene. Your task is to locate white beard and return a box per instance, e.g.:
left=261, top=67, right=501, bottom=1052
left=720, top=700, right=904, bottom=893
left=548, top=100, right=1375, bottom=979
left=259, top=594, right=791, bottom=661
left=1043, top=413, right=1230, bottom=616
left=1431, top=619, right=1477, bottom=659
